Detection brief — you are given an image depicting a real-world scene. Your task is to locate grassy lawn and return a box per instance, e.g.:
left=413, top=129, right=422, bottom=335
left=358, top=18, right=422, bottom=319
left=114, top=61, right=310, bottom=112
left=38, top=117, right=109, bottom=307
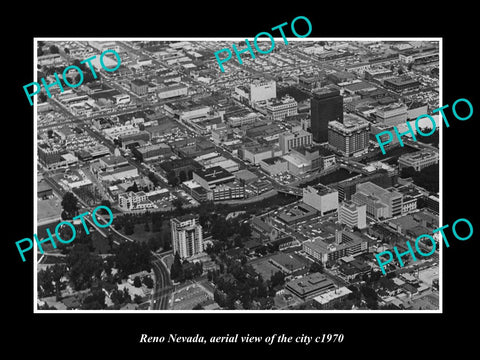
left=118, top=220, right=171, bottom=244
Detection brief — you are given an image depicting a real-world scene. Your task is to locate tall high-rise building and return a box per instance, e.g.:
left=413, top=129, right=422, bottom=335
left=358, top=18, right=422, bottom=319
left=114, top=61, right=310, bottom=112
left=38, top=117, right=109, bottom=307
left=338, top=201, right=367, bottom=229
left=311, top=88, right=343, bottom=143
left=328, top=114, right=370, bottom=157
left=171, top=215, right=204, bottom=259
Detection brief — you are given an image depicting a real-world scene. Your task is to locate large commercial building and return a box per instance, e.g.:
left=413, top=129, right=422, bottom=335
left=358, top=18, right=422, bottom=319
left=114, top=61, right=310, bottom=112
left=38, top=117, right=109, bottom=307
left=171, top=215, right=204, bottom=259
left=157, top=84, right=188, bottom=99
left=328, top=115, right=370, bottom=157
left=130, top=79, right=149, bottom=96
left=375, top=103, right=408, bottom=126
left=279, top=129, right=313, bottom=154
left=260, top=156, right=289, bottom=175
left=383, top=77, right=421, bottom=92
left=302, top=185, right=339, bottom=216
left=334, top=170, right=394, bottom=202
left=266, top=95, right=298, bottom=121
left=285, top=273, right=335, bottom=300
left=192, top=166, right=235, bottom=189
left=303, top=231, right=369, bottom=265
left=192, top=166, right=245, bottom=201
left=249, top=79, right=276, bottom=103
left=398, top=149, right=439, bottom=171
left=227, top=112, right=259, bottom=127
left=132, top=143, right=171, bottom=162
left=311, top=88, right=344, bottom=143
left=352, top=182, right=403, bottom=219
left=338, top=201, right=367, bottom=229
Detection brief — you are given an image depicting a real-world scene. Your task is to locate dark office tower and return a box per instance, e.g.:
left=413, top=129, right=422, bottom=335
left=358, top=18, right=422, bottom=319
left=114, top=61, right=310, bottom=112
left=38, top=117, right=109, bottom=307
left=311, top=88, right=343, bottom=143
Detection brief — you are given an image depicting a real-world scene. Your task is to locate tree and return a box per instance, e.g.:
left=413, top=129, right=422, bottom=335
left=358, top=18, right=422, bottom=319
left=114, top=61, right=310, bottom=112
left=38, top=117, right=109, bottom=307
left=309, top=261, right=324, bottom=274
left=134, top=294, right=143, bottom=304
left=47, top=129, right=54, bottom=138
left=166, top=171, right=179, bottom=187
left=38, top=47, right=44, bottom=57
left=99, top=200, right=112, bottom=214
left=114, top=242, right=152, bottom=277
left=147, top=236, right=163, bottom=252
left=61, top=192, right=78, bottom=219
left=38, top=268, right=55, bottom=298
left=126, top=182, right=139, bottom=193
left=148, top=171, right=159, bottom=187
left=239, top=222, right=251, bottom=238
left=81, top=289, right=106, bottom=309
left=49, top=45, right=59, bottom=54
left=64, top=47, right=70, bottom=54
left=66, top=244, right=103, bottom=291
left=143, top=276, right=154, bottom=289
left=270, top=271, right=285, bottom=288
left=111, top=287, right=130, bottom=306
left=170, top=252, right=184, bottom=282
left=172, top=198, right=183, bottom=212
left=133, top=276, right=142, bottom=287
left=151, top=215, right=162, bottom=232
left=39, top=92, right=48, bottom=103
left=124, top=221, right=135, bottom=235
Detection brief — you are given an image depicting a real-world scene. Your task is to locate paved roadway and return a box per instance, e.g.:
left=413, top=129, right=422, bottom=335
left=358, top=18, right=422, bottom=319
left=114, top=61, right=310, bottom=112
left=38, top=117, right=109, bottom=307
left=151, top=252, right=174, bottom=310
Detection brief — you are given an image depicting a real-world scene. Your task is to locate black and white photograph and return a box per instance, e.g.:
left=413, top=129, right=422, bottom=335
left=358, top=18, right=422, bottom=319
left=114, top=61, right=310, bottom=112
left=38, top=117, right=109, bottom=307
left=6, top=6, right=479, bottom=355
left=32, top=38, right=442, bottom=313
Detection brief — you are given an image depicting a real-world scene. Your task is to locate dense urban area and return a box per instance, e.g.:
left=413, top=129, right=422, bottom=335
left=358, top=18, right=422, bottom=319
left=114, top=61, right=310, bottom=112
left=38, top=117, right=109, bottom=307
left=36, top=39, right=440, bottom=311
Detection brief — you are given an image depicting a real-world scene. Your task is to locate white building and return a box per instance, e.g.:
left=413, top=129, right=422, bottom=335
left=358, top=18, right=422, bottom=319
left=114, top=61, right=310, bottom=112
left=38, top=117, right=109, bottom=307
left=113, top=94, right=131, bottom=105
left=338, top=201, right=367, bottom=229
left=375, top=103, right=408, bottom=127
left=302, top=185, right=339, bottom=216
left=266, top=95, right=298, bottom=121
left=171, top=215, right=204, bottom=259
left=157, top=84, right=188, bottom=99
left=250, top=79, right=276, bottom=104
left=279, top=129, right=312, bottom=155
left=118, top=191, right=157, bottom=211
left=398, top=149, right=439, bottom=172
left=103, top=125, right=139, bottom=141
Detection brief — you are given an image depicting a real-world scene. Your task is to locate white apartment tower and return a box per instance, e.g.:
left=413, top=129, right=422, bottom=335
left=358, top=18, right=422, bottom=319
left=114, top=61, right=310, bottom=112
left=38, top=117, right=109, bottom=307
left=171, top=215, right=204, bottom=259
left=338, top=201, right=367, bottom=229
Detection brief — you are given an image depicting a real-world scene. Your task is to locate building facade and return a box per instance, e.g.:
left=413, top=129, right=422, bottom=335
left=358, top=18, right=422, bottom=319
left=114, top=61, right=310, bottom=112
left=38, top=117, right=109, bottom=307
left=266, top=95, right=298, bottom=121
left=171, top=215, right=204, bottom=259
left=328, top=116, right=370, bottom=157
left=338, top=201, right=367, bottom=229
left=302, top=185, right=339, bottom=216
left=279, top=129, right=313, bottom=154
left=311, top=88, right=344, bottom=143
left=352, top=182, right=403, bottom=219
left=249, top=80, right=276, bottom=103
left=398, top=150, right=439, bottom=171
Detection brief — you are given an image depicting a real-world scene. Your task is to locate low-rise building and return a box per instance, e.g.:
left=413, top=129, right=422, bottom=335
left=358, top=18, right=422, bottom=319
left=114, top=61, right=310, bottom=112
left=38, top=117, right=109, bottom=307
left=302, top=185, right=339, bottom=216
left=285, top=273, right=335, bottom=300
left=266, top=95, right=298, bottom=121
left=398, top=149, right=439, bottom=171
left=118, top=191, right=157, bottom=211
